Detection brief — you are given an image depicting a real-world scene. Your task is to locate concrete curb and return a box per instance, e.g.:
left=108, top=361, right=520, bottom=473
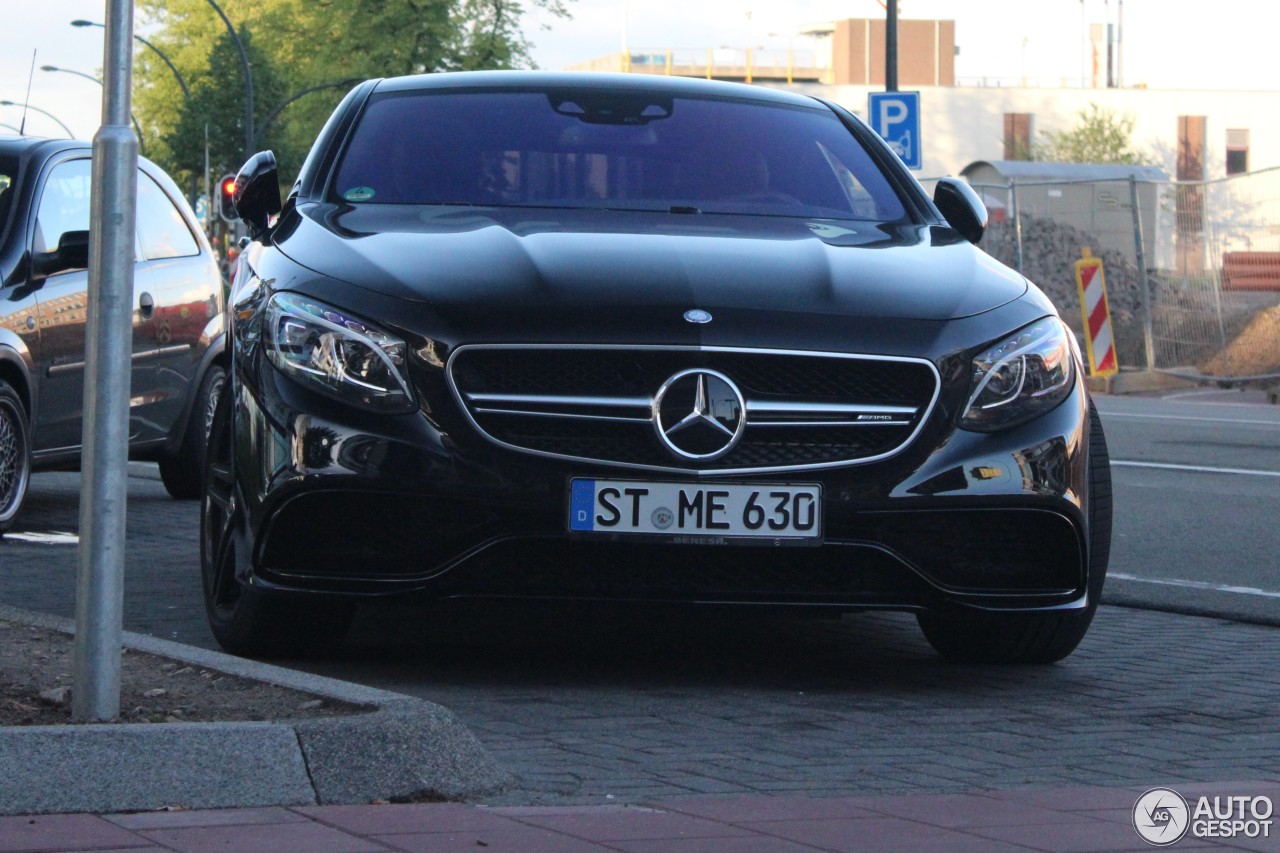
left=0, top=604, right=513, bottom=816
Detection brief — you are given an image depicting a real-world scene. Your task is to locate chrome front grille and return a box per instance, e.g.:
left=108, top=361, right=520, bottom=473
left=446, top=345, right=940, bottom=473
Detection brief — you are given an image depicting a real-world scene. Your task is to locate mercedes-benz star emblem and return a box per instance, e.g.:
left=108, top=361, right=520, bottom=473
left=653, top=369, right=746, bottom=460
left=683, top=309, right=713, bottom=324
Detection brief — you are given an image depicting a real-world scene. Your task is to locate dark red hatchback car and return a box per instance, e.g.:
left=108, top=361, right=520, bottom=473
left=0, top=136, right=227, bottom=532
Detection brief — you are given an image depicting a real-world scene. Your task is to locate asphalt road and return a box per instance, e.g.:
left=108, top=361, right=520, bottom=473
left=1093, top=388, right=1280, bottom=625
left=2, top=387, right=1279, bottom=803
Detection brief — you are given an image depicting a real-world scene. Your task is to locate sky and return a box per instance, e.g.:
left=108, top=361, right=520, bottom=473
left=2, top=0, right=1274, bottom=141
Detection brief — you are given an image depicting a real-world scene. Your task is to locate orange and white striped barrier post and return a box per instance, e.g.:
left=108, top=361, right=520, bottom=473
left=1074, top=247, right=1118, bottom=377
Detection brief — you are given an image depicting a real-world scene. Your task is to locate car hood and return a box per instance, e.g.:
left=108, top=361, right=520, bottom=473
left=274, top=204, right=1026, bottom=324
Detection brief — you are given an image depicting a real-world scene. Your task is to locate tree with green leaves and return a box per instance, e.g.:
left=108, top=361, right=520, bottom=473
left=1035, top=103, right=1152, bottom=165
left=144, top=27, right=292, bottom=192
left=133, top=0, right=572, bottom=192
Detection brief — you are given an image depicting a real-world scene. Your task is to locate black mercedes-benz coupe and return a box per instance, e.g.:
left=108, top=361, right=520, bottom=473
left=210, top=71, right=1110, bottom=663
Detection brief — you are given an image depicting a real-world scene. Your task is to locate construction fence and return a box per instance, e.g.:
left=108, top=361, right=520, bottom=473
left=924, top=168, right=1280, bottom=384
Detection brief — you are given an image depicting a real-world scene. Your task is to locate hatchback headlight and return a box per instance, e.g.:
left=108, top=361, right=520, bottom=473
left=960, top=318, right=1074, bottom=432
left=265, top=293, right=414, bottom=413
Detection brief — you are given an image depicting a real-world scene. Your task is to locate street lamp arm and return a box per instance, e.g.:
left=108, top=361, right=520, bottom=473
left=0, top=100, right=75, bottom=138
left=134, top=34, right=192, bottom=101
left=70, top=20, right=191, bottom=102
left=42, top=65, right=102, bottom=86
left=257, top=79, right=360, bottom=147
left=205, top=0, right=254, bottom=160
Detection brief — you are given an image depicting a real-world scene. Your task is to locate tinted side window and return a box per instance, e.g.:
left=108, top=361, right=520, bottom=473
left=34, top=158, right=92, bottom=254
left=137, top=173, right=199, bottom=260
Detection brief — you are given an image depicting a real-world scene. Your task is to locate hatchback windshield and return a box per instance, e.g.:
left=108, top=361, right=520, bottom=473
left=332, top=89, right=905, bottom=222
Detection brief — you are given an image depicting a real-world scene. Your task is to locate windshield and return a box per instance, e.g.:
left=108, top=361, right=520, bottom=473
left=331, top=89, right=906, bottom=222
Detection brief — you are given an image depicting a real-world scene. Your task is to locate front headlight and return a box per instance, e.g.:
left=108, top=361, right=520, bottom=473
left=959, top=318, right=1075, bottom=432
left=265, top=293, right=414, bottom=413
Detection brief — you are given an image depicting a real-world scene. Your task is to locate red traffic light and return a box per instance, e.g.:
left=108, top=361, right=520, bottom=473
left=218, top=173, right=239, bottom=222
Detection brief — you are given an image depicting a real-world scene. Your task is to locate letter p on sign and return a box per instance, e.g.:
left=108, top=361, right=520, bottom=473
left=867, top=92, right=922, bottom=170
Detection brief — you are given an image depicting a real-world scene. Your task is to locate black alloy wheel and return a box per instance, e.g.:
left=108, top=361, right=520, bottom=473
left=0, top=380, right=31, bottom=534
left=199, top=388, right=354, bottom=658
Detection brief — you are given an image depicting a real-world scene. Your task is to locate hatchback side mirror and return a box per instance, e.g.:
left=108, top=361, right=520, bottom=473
left=933, top=178, right=987, bottom=245
left=234, top=151, right=283, bottom=242
left=30, top=230, right=90, bottom=280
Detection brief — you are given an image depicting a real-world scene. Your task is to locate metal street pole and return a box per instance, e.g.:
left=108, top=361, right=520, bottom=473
left=73, top=0, right=138, bottom=723
left=0, top=100, right=74, bottom=137
left=885, top=0, right=899, bottom=92
left=1129, top=176, right=1156, bottom=369
left=205, top=0, right=253, bottom=163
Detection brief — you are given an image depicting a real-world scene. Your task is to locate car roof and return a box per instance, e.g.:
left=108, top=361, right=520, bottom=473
left=0, top=136, right=90, bottom=159
left=370, top=70, right=826, bottom=111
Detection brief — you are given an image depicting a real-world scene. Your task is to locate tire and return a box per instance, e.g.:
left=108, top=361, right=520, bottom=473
left=0, top=380, right=32, bottom=535
left=160, top=364, right=226, bottom=500
left=200, top=388, right=354, bottom=658
left=917, top=404, right=1113, bottom=664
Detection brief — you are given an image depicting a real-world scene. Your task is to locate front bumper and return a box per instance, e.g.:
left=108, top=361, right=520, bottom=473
left=230, top=357, right=1096, bottom=615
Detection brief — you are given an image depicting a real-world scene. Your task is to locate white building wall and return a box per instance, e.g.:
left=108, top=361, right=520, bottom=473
left=770, top=83, right=1280, bottom=180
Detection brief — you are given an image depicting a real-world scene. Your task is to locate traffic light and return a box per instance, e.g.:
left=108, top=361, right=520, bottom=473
left=217, top=173, right=239, bottom=222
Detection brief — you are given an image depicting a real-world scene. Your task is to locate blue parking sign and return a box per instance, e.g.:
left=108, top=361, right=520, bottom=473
left=867, top=91, right=921, bottom=170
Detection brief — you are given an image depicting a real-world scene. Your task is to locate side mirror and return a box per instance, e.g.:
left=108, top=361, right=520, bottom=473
left=234, top=151, right=282, bottom=242
left=933, top=178, right=987, bottom=245
left=30, top=230, right=91, bottom=279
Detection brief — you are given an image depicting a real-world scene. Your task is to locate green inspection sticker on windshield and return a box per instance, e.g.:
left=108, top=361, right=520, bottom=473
left=343, top=186, right=376, bottom=202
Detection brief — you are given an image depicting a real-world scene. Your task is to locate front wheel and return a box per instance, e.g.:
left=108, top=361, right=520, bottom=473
left=160, top=364, right=226, bottom=499
left=917, top=405, right=1113, bottom=664
left=0, top=380, right=32, bottom=535
left=200, top=389, right=353, bottom=658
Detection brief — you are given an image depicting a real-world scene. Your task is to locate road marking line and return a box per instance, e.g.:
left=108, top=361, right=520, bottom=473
left=1111, top=572, right=1280, bottom=599
left=1100, top=412, right=1280, bottom=427
left=3, top=531, right=80, bottom=545
left=1162, top=389, right=1275, bottom=403
left=1112, top=461, right=1280, bottom=477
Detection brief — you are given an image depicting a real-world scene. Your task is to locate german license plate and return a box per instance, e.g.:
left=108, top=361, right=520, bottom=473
left=569, top=479, right=822, bottom=543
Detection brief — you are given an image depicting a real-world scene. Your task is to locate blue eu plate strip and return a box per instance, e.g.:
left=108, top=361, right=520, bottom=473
left=569, top=480, right=596, bottom=531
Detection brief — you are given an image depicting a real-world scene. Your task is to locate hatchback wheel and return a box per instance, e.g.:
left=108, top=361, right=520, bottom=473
left=0, top=380, right=32, bottom=535
left=160, top=364, right=226, bottom=499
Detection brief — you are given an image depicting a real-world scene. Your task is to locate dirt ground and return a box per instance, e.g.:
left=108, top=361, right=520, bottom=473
left=0, top=619, right=365, bottom=726
left=1202, top=305, right=1280, bottom=377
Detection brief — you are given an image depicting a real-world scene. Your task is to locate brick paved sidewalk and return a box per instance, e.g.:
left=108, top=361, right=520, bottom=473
left=5, top=784, right=1278, bottom=852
